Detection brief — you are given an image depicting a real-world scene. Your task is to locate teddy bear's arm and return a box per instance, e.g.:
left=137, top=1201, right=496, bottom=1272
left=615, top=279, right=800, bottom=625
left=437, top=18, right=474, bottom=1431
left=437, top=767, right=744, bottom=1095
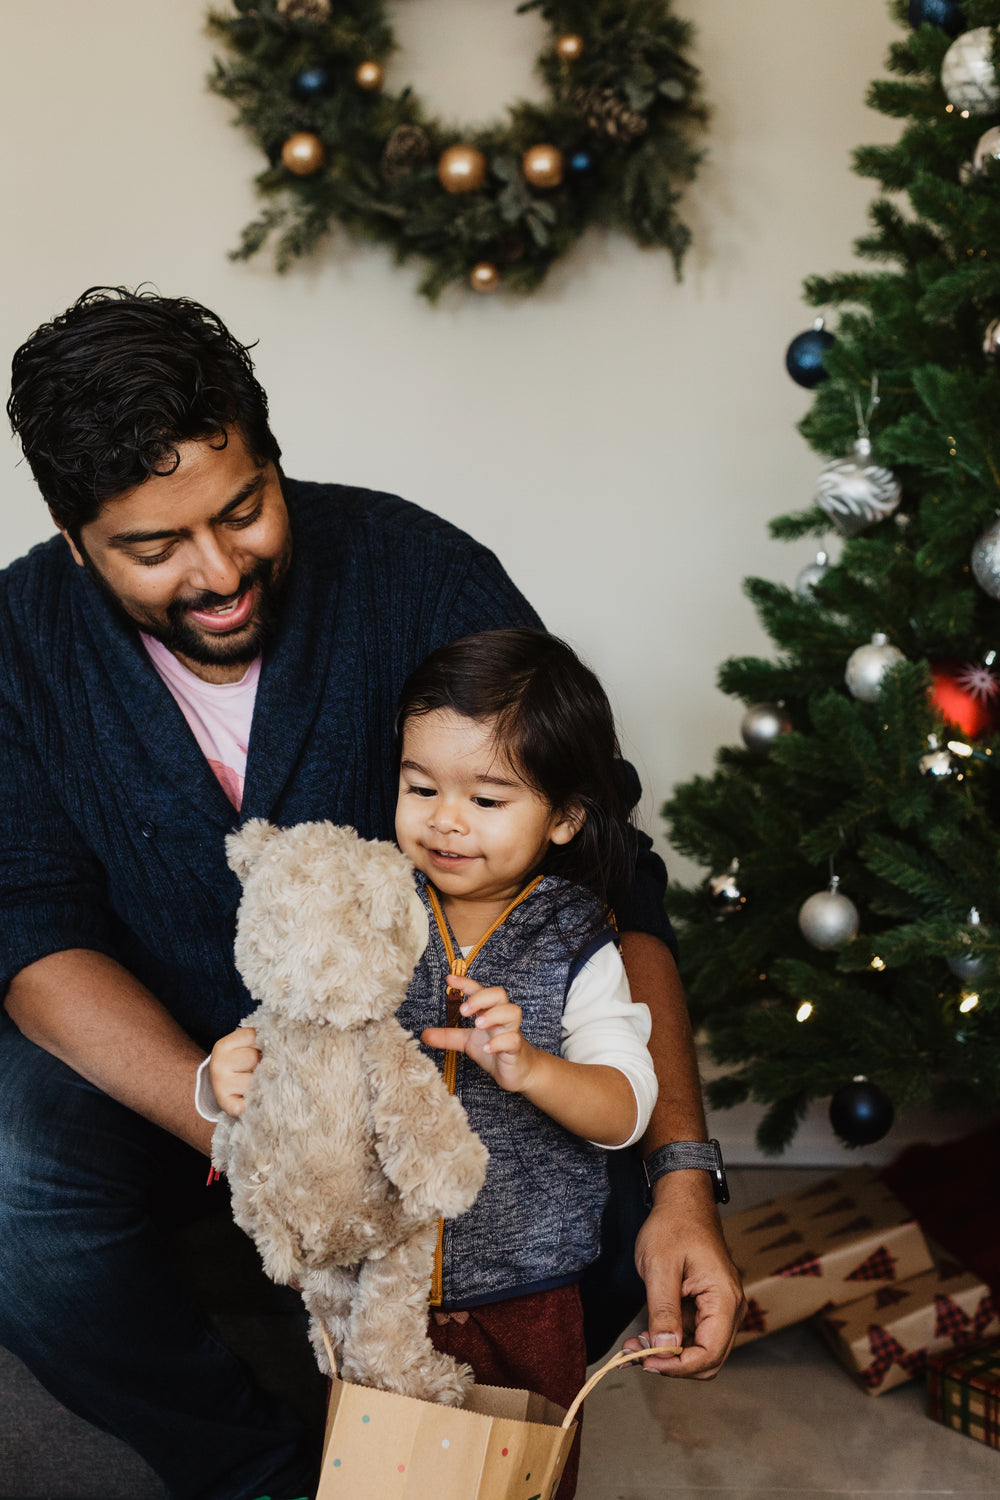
left=364, top=1024, right=488, bottom=1221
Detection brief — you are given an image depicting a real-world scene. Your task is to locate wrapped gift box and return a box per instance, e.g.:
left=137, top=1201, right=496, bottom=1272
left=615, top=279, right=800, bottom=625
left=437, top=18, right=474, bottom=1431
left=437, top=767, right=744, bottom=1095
left=727, top=1166, right=934, bottom=1347
left=815, top=1243, right=1000, bottom=1394
left=927, top=1336, right=1000, bottom=1448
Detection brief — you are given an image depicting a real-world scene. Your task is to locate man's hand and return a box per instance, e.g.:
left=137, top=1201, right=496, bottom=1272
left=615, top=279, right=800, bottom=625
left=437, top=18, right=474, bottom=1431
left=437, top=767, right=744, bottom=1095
left=623, top=1173, right=744, bottom=1378
left=208, top=1026, right=261, bottom=1117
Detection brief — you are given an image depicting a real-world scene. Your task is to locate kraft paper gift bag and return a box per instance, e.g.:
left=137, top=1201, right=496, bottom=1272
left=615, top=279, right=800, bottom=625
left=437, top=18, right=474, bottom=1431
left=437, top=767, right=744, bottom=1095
left=314, top=1327, right=669, bottom=1500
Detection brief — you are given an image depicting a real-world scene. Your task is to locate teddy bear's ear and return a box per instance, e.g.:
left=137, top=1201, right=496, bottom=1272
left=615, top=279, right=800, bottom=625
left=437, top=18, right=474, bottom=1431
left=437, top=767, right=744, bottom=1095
left=226, top=819, right=280, bottom=882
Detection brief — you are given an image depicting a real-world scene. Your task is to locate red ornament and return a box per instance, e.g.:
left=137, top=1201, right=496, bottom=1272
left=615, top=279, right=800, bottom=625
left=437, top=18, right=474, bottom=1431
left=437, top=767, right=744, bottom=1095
left=929, top=657, right=1000, bottom=739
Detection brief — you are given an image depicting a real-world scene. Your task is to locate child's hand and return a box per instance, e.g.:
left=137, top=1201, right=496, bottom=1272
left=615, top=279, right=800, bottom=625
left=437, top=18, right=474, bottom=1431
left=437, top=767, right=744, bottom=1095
left=209, top=1026, right=261, bottom=1117
left=421, top=973, right=537, bottom=1093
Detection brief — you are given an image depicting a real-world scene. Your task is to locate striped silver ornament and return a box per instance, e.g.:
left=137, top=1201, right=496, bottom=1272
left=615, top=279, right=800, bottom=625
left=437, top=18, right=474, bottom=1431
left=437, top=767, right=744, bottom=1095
left=971, top=516, right=1000, bottom=600
left=816, top=438, right=902, bottom=536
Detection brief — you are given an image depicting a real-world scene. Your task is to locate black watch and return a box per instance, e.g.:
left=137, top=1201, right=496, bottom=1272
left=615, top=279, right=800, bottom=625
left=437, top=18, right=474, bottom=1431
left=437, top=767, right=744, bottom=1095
left=642, top=1138, right=730, bottom=1205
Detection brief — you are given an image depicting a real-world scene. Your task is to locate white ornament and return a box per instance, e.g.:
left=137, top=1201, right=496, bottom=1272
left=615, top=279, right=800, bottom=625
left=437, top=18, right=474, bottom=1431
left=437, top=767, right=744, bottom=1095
left=845, top=633, right=905, bottom=703
left=942, top=27, right=1000, bottom=115
left=795, top=551, right=830, bottom=600
left=798, top=878, right=860, bottom=951
left=947, top=908, right=986, bottom=982
left=740, top=702, right=792, bottom=755
left=984, top=317, right=1000, bottom=358
left=971, top=516, right=1000, bottom=600
left=816, top=438, right=902, bottom=536
left=973, top=124, right=1000, bottom=171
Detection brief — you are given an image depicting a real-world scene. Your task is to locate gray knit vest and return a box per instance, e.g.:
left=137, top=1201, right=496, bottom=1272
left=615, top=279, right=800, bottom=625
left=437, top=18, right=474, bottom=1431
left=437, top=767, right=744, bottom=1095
left=398, top=873, right=613, bottom=1309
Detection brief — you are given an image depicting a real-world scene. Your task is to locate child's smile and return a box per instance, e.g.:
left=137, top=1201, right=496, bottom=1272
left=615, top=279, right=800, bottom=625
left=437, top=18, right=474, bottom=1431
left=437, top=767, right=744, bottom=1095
left=395, top=709, right=579, bottom=929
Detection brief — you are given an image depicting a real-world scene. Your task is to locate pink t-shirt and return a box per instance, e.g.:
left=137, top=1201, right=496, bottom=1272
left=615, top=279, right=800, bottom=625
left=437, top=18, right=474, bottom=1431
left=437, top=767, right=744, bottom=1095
left=141, top=634, right=260, bottom=809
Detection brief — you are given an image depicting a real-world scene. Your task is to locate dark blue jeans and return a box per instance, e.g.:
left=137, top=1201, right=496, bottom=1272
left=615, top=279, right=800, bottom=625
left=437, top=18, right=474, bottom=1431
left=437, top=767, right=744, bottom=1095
left=0, top=1012, right=321, bottom=1500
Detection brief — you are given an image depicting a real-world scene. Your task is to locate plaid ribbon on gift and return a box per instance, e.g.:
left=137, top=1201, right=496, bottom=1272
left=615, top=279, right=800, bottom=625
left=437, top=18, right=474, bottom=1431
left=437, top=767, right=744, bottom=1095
left=927, top=1341, right=1000, bottom=1448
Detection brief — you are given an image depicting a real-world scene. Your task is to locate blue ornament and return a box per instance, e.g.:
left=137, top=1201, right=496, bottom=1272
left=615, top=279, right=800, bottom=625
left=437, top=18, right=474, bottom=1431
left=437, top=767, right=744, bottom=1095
left=829, top=1077, right=894, bottom=1147
left=293, top=64, right=332, bottom=100
left=907, top=0, right=966, bottom=35
left=785, top=323, right=835, bottom=389
left=569, top=150, right=595, bottom=175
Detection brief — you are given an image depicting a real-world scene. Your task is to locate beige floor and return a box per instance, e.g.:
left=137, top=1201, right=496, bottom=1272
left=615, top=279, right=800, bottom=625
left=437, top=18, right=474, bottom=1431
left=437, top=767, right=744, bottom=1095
left=576, top=1168, right=1000, bottom=1500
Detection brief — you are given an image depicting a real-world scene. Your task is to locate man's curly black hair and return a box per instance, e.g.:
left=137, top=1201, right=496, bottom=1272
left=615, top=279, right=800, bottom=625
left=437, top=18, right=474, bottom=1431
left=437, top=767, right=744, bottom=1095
left=7, top=286, right=282, bottom=537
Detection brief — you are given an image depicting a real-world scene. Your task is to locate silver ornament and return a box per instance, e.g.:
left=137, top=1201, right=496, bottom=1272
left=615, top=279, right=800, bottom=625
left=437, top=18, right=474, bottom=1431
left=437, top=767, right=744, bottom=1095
left=973, top=123, right=1000, bottom=171
left=707, top=859, right=746, bottom=915
left=942, top=27, right=1000, bottom=114
left=985, top=318, right=1000, bottom=358
left=795, top=550, right=830, bottom=600
left=798, top=877, right=860, bottom=950
left=816, top=438, right=902, bottom=536
left=740, top=702, right=792, bottom=755
left=948, top=908, right=986, bottom=980
left=971, top=516, right=1000, bottom=599
left=919, top=733, right=958, bottom=779
left=845, top=633, right=905, bottom=703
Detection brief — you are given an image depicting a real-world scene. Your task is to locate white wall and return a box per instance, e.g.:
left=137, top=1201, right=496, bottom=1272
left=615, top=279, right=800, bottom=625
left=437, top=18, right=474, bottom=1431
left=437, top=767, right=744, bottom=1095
left=2, top=1, right=925, bottom=1161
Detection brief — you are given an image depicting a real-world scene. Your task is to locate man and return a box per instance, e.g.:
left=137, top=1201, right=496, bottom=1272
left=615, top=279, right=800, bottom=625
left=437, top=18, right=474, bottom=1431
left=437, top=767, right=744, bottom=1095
left=0, top=287, right=742, bottom=1500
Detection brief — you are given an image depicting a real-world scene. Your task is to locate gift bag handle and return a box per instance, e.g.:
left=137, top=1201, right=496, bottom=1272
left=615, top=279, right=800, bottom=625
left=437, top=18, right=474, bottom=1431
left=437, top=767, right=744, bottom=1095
left=316, top=1322, right=679, bottom=1430
left=561, top=1345, right=682, bottom=1430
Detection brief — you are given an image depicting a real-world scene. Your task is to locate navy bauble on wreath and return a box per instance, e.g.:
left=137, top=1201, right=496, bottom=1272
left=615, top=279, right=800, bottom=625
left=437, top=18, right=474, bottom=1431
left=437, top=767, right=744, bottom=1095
left=785, top=320, right=835, bottom=388
left=907, top=0, right=966, bottom=36
left=829, top=1076, right=895, bottom=1146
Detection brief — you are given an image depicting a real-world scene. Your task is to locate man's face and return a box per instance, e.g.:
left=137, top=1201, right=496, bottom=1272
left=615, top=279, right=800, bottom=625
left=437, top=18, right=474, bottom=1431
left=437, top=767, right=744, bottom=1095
left=62, top=427, right=292, bottom=683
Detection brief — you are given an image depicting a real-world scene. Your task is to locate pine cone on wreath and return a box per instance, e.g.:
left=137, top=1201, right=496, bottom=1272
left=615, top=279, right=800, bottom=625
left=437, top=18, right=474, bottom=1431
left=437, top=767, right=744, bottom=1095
left=569, top=85, right=648, bottom=142
left=381, top=125, right=431, bottom=182
left=277, top=0, right=331, bottom=21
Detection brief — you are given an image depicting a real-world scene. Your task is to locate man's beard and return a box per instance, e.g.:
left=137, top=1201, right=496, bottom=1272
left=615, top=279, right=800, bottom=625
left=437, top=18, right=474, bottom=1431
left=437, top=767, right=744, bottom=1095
left=79, top=545, right=292, bottom=668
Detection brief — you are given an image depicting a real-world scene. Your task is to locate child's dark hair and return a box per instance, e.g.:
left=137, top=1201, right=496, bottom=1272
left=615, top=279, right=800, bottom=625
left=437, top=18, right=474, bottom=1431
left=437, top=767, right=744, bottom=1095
left=396, top=628, right=636, bottom=914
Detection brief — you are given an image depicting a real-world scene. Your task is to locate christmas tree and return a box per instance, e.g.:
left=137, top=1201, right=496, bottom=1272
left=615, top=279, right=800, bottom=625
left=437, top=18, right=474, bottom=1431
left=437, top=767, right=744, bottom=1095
left=664, top=0, right=1000, bottom=1154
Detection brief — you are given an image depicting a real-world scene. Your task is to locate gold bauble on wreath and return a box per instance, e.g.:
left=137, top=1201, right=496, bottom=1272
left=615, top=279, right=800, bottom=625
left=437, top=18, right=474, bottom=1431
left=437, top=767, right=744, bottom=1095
left=437, top=143, right=488, bottom=194
left=469, top=262, right=501, bottom=294
left=355, top=59, right=385, bottom=90
left=556, top=33, right=584, bottom=61
left=522, top=144, right=564, bottom=189
left=281, top=131, right=325, bottom=176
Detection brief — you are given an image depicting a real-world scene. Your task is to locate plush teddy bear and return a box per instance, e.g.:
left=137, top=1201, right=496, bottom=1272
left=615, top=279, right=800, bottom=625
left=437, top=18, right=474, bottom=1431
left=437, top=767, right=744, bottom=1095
left=212, top=818, right=489, bottom=1407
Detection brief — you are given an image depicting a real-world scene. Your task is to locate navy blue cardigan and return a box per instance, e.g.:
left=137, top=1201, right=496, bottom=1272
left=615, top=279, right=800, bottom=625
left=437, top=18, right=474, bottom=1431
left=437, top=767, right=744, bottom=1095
left=0, top=480, right=671, bottom=1049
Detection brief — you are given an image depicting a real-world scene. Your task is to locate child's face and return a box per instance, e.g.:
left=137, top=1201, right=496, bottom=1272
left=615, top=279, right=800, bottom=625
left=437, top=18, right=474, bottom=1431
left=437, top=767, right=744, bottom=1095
left=395, top=709, right=578, bottom=911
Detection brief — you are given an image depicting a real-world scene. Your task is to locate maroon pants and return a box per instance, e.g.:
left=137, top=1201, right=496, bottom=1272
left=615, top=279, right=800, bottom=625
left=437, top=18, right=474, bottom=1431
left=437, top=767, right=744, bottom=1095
left=428, top=1283, right=586, bottom=1500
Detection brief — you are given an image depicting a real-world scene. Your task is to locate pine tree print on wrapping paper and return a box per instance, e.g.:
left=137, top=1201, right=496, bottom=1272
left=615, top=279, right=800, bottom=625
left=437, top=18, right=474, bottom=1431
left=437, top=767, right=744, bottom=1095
left=809, top=1196, right=857, bottom=1220
left=845, top=1246, right=898, bottom=1283
left=934, top=1292, right=998, bottom=1345
left=776, top=1251, right=823, bottom=1278
left=747, top=1211, right=789, bottom=1232
left=860, top=1324, right=926, bottom=1391
left=740, top=1299, right=768, bottom=1335
left=827, top=1215, right=876, bottom=1241
left=875, top=1285, right=911, bottom=1310
left=800, top=1180, right=846, bottom=1200
left=761, top=1231, right=804, bottom=1253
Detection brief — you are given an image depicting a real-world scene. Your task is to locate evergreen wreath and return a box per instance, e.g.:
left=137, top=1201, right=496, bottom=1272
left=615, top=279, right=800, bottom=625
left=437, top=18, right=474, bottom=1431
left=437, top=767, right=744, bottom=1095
left=206, top=0, right=706, bottom=299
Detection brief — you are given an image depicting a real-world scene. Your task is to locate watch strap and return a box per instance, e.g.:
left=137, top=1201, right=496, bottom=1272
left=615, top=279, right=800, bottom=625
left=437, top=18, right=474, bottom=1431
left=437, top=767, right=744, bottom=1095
left=643, top=1139, right=730, bottom=1205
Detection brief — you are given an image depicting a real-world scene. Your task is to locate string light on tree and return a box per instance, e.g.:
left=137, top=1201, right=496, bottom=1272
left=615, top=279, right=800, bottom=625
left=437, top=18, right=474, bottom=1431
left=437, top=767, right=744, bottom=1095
left=829, top=1077, right=894, bottom=1146
left=355, top=60, right=385, bottom=90
left=795, top=1001, right=814, bottom=1022
left=556, top=33, right=584, bottom=60
left=469, top=262, right=500, bottom=294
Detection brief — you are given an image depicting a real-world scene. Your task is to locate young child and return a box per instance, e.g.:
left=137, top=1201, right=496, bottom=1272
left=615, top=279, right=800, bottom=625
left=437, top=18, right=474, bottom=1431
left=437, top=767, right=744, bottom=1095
left=204, top=628, right=657, bottom=1499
